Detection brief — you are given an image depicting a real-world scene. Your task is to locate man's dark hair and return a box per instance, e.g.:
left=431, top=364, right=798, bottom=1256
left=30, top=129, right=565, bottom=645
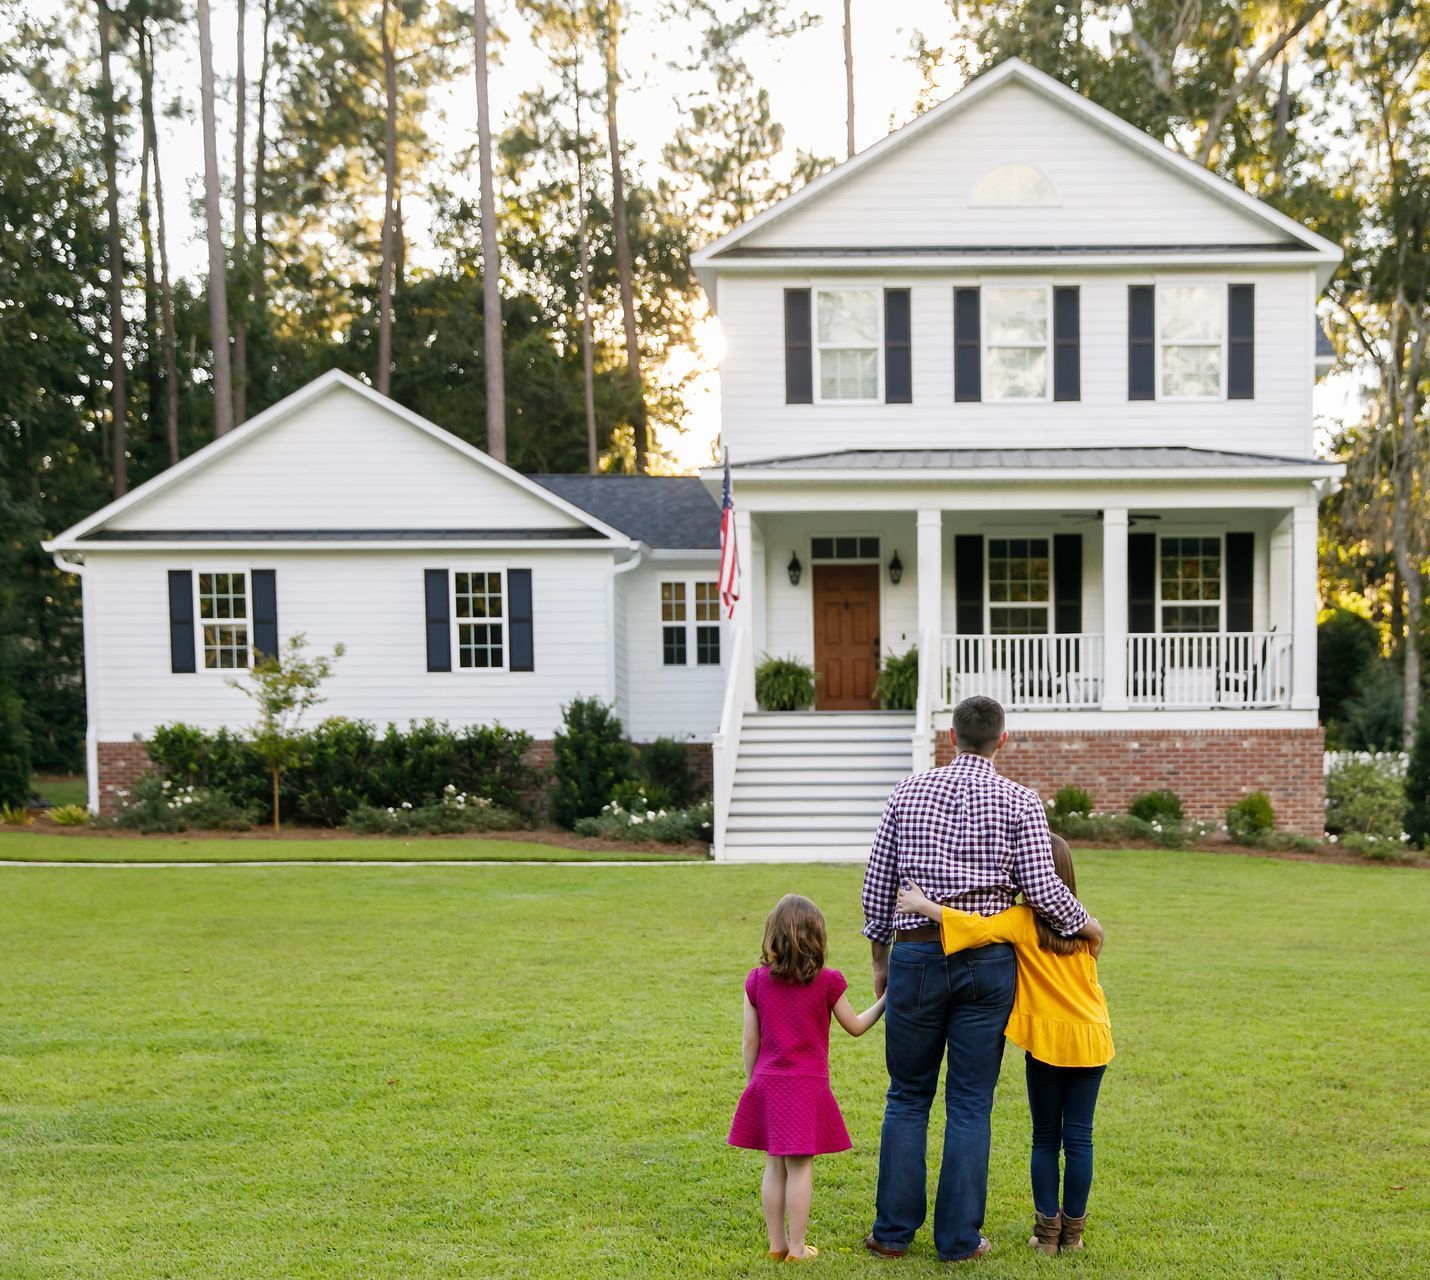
left=952, top=695, right=1006, bottom=756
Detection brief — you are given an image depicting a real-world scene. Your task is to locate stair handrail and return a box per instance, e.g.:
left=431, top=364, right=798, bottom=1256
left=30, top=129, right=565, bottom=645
left=712, top=626, right=751, bottom=859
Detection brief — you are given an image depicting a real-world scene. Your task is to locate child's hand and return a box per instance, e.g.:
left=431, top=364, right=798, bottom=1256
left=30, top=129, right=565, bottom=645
left=896, top=879, right=935, bottom=919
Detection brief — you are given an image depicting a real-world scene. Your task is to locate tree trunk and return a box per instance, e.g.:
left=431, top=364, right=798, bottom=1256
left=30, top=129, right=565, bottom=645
left=198, top=0, right=235, bottom=437
left=474, top=0, right=506, bottom=459
left=1392, top=310, right=1429, bottom=748
left=232, top=0, right=249, bottom=424
left=378, top=0, right=398, bottom=396
left=572, top=31, right=598, bottom=473
left=272, top=766, right=281, bottom=832
left=603, top=3, right=646, bottom=472
left=253, top=0, right=272, bottom=317
left=843, top=0, right=854, bottom=159
left=97, top=0, right=127, bottom=496
left=138, top=66, right=160, bottom=446
left=141, top=28, right=180, bottom=466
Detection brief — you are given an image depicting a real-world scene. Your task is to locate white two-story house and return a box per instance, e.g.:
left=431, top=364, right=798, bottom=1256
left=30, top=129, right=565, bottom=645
left=47, top=59, right=1341, bottom=858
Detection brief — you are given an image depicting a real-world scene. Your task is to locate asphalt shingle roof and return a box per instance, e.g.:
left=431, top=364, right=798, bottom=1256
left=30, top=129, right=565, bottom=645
left=531, top=475, right=720, bottom=550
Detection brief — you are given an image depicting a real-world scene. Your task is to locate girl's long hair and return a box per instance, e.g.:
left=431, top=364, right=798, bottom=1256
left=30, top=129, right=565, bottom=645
left=761, top=894, right=827, bottom=984
left=1033, top=834, right=1084, bottom=955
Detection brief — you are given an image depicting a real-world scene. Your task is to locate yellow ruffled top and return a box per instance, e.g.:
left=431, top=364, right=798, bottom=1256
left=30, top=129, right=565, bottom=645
left=938, top=905, right=1114, bottom=1069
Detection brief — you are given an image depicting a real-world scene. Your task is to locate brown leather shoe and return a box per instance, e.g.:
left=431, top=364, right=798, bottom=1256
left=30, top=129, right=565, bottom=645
left=1058, top=1213, right=1087, bottom=1252
left=1028, top=1212, right=1061, bottom=1255
left=864, top=1234, right=907, bottom=1259
left=940, top=1236, right=992, bottom=1263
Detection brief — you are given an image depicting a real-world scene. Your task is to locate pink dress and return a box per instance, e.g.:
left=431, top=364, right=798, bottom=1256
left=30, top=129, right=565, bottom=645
left=728, top=966, right=853, bottom=1157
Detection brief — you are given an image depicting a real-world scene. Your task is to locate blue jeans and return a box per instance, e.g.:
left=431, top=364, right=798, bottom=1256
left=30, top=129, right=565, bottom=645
left=1024, top=1053, right=1106, bottom=1219
left=871, top=940, right=1016, bottom=1261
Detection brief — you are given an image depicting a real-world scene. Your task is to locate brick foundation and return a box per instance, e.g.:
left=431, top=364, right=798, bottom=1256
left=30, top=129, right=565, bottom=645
left=933, top=728, right=1325, bottom=835
left=95, top=740, right=155, bottom=816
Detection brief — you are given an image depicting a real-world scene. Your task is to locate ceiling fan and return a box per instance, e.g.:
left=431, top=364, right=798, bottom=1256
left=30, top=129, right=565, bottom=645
left=1060, top=511, right=1163, bottom=525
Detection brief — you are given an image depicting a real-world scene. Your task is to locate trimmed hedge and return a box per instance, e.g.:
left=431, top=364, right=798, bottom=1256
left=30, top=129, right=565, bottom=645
left=146, top=719, right=537, bottom=827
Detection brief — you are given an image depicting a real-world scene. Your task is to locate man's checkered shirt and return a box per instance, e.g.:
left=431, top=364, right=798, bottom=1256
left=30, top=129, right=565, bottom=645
left=861, top=753, right=1088, bottom=945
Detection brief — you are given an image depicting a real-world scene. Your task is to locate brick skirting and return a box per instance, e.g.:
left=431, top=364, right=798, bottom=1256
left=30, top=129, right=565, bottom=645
left=933, top=728, right=1325, bottom=835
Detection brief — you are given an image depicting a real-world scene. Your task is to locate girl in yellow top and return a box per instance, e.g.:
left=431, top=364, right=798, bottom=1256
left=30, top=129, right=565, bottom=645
left=896, top=835, right=1112, bottom=1257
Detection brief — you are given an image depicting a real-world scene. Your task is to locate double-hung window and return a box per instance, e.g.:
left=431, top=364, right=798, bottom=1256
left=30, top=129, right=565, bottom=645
left=1159, top=284, right=1224, bottom=398
left=197, top=571, right=250, bottom=669
left=1159, top=537, right=1221, bottom=632
left=984, top=287, right=1050, bottom=401
left=987, top=538, right=1050, bottom=635
left=661, top=580, right=721, bottom=666
left=815, top=289, right=880, bottom=401
left=454, top=570, right=505, bottom=668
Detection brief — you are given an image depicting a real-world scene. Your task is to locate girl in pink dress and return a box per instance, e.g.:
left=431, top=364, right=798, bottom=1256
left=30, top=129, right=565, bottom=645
left=729, top=894, right=886, bottom=1262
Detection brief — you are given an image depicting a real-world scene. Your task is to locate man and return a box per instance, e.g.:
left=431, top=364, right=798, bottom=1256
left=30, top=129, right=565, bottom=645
left=861, top=695, right=1103, bottom=1263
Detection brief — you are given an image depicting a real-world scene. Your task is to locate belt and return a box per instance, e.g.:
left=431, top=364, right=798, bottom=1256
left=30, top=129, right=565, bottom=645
left=894, top=926, right=941, bottom=943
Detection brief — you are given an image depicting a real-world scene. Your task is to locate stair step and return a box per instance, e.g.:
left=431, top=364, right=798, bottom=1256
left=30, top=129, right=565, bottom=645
left=734, top=765, right=909, bottom=784
left=738, top=740, right=913, bottom=758
left=730, top=796, right=888, bottom=816
left=730, top=783, right=896, bottom=801
left=726, top=813, right=883, bottom=832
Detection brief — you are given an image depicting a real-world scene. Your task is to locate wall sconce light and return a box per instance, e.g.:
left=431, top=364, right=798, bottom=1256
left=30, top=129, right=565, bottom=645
left=888, top=551, right=904, bottom=585
left=787, top=552, right=803, bottom=586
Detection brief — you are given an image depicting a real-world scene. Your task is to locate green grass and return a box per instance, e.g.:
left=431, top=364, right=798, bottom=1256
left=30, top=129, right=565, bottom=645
left=29, top=776, right=86, bottom=807
left=0, top=851, right=1425, bottom=1278
left=0, top=832, right=698, bottom=863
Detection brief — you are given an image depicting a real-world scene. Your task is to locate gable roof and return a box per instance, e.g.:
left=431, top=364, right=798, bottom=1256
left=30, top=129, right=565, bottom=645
left=531, top=475, right=720, bottom=550
left=45, top=371, right=633, bottom=552
left=692, top=58, right=1340, bottom=288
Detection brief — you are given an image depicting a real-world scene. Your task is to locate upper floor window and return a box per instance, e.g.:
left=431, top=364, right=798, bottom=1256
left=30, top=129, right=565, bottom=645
left=816, top=289, right=880, bottom=401
left=1159, top=537, right=1221, bottom=632
left=454, top=570, right=505, bottom=668
left=987, top=538, right=1051, bottom=635
left=198, top=572, right=249, bottom=669
left=1159, top=284, right=1223, bottom=399
left=985, top=287, right=1050, bottom=401
left=662, top=580, right=721, bottom=666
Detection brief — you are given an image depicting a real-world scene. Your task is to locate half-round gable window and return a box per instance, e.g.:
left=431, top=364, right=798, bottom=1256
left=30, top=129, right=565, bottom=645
left=969, top=163, right=1059, bottom=207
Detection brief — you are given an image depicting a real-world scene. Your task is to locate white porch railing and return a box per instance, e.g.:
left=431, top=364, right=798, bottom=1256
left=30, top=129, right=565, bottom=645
left=1125, top=631, right=1291, bottom=709
left=711, top=626, right=751, bottom=858
left=940, top=635, right=1105, bottom=711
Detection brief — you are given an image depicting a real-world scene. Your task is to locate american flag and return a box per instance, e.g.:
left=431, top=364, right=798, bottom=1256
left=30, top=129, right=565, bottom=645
left=718, top=452, right=740, bottom=618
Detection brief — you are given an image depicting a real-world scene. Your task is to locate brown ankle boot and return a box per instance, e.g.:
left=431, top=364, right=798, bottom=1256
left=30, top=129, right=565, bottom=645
left=1028, top=1211, right=1061, bottom=1255
left=1058, top=1213, right=1086, bottom=1252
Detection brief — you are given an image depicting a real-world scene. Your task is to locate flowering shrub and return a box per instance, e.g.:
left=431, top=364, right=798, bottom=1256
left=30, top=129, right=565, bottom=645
left=1050, top=809, right=1215, bottom=850
left=344, top=786, right=523, bottom=835
left=574, top=795, right=714, bottom=845
left=110, top=775, right=256, bottom=833
left=1325, top=755, right=1407, bottom=841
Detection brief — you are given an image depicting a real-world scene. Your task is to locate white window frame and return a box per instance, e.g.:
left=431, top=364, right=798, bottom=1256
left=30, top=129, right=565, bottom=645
left=193, top=568, right=252, bottom=673
left=984, top=535, right=1053, bottom=636
left=812, top=285, right=883, bottom=405
left=1155, top=278, right=1227, bottom=402
left=450, top=568, right=509, bottom=674
left=660, top=577, right=722, bottom=668
left=1155, top=533, right=1225, bottom=634
left=982, top=283, right=1053, bottom=404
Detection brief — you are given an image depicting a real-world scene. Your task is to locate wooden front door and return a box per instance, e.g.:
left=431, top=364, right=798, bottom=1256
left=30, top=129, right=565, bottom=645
left=812, top=564, right=881, bottom=710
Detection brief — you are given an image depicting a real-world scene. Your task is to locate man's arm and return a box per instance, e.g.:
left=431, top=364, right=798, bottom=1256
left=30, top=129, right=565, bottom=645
left=861, top=792, right=900, bottom=995
left=1010, top=796, right=1089, bottom=936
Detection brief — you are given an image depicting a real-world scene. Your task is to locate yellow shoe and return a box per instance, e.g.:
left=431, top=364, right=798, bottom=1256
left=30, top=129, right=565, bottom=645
left=784, top=1245, right=819, bottom=1263
left=768, top=1249, right=788, bottom=1261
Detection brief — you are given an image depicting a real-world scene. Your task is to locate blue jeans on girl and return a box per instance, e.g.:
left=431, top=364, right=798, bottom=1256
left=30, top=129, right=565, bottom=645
left=1024, top=1053, right=1107, bottom=1219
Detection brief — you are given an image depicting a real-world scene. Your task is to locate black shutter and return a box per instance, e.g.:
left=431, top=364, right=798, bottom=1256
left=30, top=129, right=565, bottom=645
left=954, top=287, right=981, bottom=402
left=168, top=570, right=196, bottom=674
left=507, top=569, right=534, bottom=672
left=1053, top=286, right=1080, bottom=401
left=884, top=288, right=912, bottom=403
left=954, top=535, right=984, bottom=634
left=1128, top=285, right=1155, bottom=400
left=1226, top=532, right=1254, bottom=631
left=424, top=569, right=451, bottom=672
left=250, top=570, right=278, bottom=661
left=784, top=288, right=813, bottom=404
left=1228, top=284, right=1254, bottom=399
left=1128, top=532, right=1157, bottom=633
left=1052, top=534, right=1082, bottom=633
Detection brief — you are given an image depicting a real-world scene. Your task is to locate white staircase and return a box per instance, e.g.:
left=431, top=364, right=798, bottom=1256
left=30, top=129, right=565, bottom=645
left=720, top=712, right=916, bottom=862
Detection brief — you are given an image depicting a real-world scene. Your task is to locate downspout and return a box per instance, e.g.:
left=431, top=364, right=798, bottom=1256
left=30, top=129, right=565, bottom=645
left=607, top=541, right=644, bottom=721
left=51, top=551, right=100, bottom=814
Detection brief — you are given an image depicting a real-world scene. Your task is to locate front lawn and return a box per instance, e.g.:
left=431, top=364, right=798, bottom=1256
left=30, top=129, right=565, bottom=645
left=0, top=852, right=1424, bottom=1278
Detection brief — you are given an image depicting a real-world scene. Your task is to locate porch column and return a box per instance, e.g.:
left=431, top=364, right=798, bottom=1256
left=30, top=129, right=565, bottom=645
left=1101, top=508, right=1129, bottom=710
left=1290, top=504, right=1318, bottom=711
left=734, top=506, right=758, bottom=711
left=914, top=509, right=942, bottom=770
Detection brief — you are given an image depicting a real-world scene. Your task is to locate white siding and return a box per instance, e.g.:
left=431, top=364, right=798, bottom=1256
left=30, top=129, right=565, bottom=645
left=718, top=267, right=1316, bottom=461
left=108, top=385, right=586, bottom=532
left=620, top=560, right=728, bottom=742
left=741, top=80, right=1283, bottom=250
left=86, top=550, right=614, bottom=741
